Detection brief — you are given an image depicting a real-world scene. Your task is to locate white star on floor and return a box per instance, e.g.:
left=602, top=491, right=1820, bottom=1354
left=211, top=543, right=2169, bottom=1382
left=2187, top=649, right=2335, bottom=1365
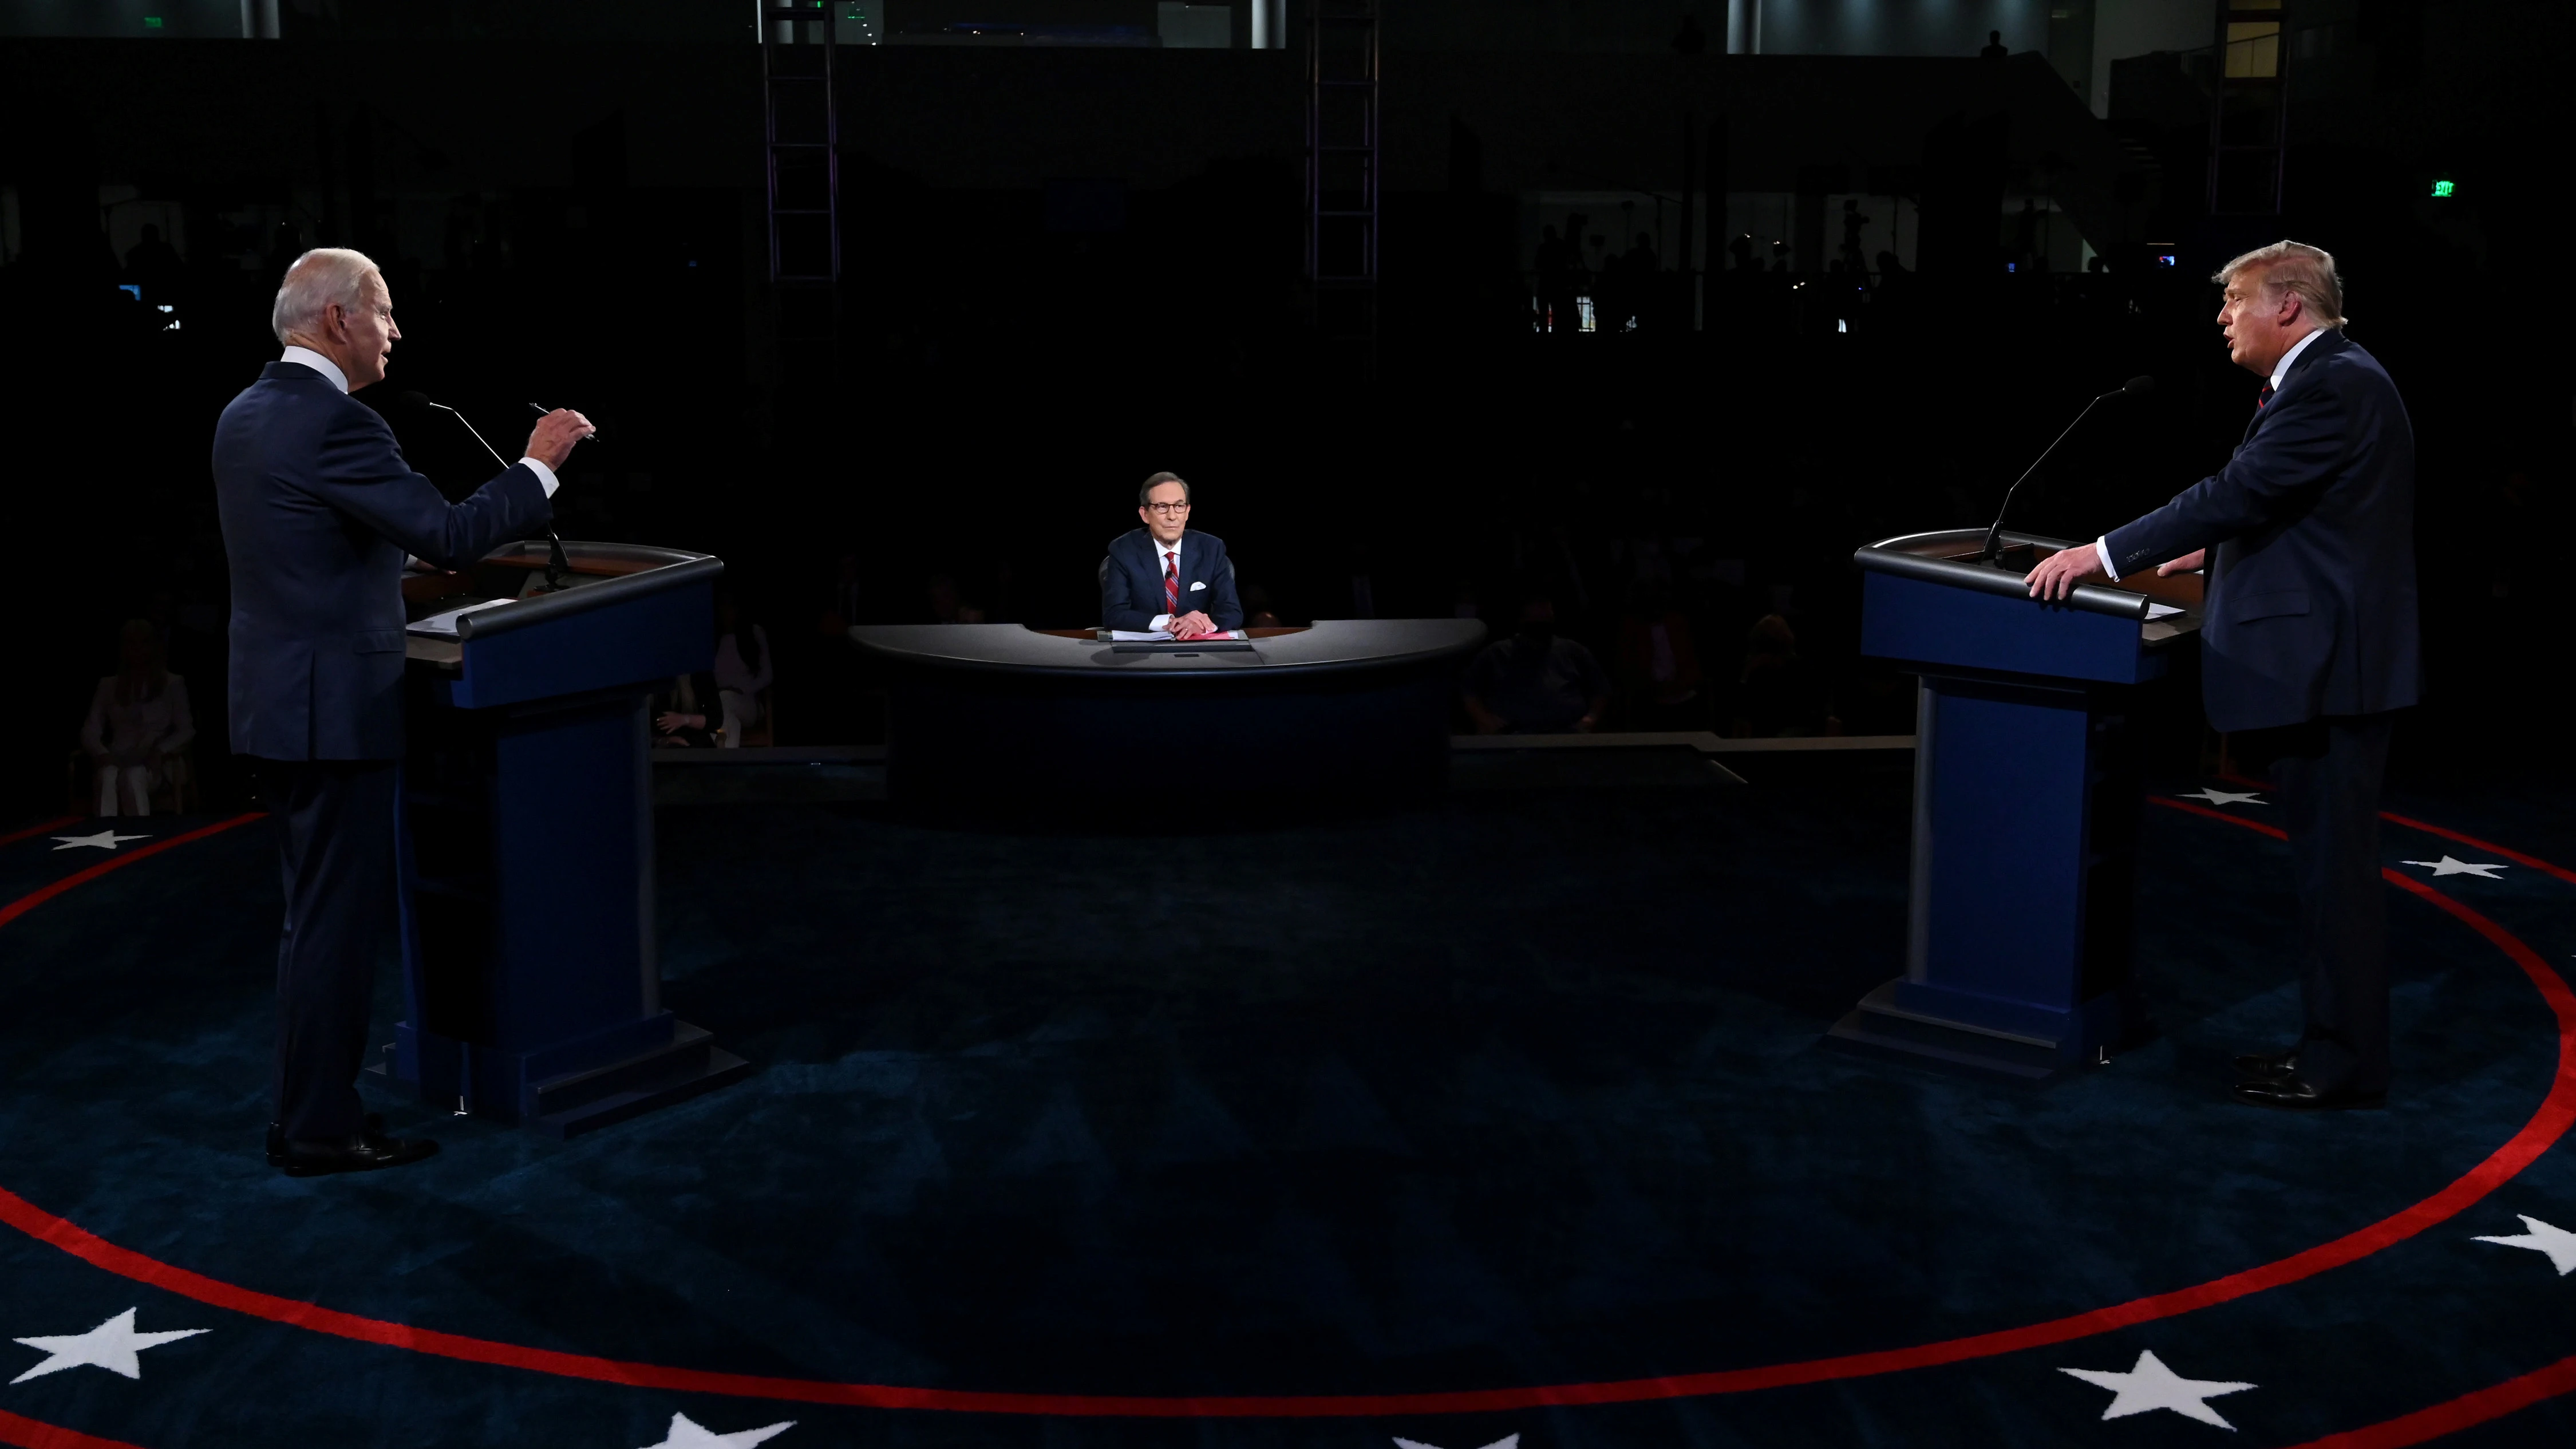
left=2060, top=1349, right=2255, bottom=1429
left=636, top=1413, right=795, bottom=1448
left=2474, top=1215, right=2576, bottom=1275
left=49, top=830, right=151, bottom=852
left=10, top=1308, right=208, bottom=1384
left=2180, top=789, right=2265, bottom=807
left=2400, top=856, right=2510, bottom=879
left=1394, top=1436, right=1518, bottom=1449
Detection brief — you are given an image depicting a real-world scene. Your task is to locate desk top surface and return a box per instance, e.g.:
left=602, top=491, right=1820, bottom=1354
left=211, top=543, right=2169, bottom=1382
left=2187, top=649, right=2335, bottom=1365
left=850, top=619, right=1488, bottom=678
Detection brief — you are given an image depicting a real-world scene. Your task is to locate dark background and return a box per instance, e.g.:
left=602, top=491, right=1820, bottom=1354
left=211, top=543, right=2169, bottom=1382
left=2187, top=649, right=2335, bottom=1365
left=1, top=1, right=2566, bottom=817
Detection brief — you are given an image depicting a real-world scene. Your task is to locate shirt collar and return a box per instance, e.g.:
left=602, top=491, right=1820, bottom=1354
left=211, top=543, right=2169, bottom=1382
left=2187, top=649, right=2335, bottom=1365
left=2269, top=327, right=2326, bottom=392
left=1156, top=534, right=1183, bottom=557
left=279, top=345, right=350, bottom=394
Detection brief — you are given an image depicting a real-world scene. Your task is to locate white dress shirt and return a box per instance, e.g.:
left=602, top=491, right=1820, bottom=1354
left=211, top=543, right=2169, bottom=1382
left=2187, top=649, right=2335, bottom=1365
left=278, top=346, right=558, bottom=496
left=1147, top=534, right=1186, bottom=631
left=2091, top=326, right=2329, bottom=582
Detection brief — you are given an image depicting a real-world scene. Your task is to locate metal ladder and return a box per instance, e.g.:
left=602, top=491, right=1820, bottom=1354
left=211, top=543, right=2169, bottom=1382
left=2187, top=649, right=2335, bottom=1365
left=1306, top=0, right=1380, bottom=372
left=760, top=1, right=844, bottom=380
left=2206, top=0, right=2290, bottom=214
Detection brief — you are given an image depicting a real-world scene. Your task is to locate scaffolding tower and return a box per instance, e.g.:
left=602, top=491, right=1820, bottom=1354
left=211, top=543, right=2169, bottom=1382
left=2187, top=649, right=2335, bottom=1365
left=760, top=1, right=845, bottom=376
left=2206, top=0, right=2290, bottom=214
left=1306, top=0, right=1381, bottom=373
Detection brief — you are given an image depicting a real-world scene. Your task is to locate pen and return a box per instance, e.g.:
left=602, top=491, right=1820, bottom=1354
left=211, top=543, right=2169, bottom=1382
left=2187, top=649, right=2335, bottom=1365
left=529, top=402, right=600, bottom=440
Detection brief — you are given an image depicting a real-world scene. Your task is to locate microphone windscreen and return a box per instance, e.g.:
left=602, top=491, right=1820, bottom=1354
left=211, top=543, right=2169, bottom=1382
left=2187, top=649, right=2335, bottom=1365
left=396, top=391, right=436, bottom=412
left=2123, top=374, right=2156, bottom=396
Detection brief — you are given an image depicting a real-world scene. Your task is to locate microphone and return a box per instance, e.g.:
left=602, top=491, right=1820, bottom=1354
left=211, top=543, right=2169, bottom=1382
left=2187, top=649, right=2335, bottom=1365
left=1982, top=374, right=2155, bottom=563
left=403, top=392, right=573, bottom=593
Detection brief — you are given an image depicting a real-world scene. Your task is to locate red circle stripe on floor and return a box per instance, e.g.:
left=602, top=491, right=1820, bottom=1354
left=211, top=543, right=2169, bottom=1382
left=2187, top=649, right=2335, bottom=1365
left=0, top=1407, right=150, bottom=1449
left=0, top=802, right=2569, bottom=1419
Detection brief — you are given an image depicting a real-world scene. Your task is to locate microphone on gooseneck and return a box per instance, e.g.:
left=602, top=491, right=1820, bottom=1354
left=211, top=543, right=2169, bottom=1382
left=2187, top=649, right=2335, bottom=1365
left=402, top=392, right=572, bottom=593
left=1982, top=374, right=2155, bottom=564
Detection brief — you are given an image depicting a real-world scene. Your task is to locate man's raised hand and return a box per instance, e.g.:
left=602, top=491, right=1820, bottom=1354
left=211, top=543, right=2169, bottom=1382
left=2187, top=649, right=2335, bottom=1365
left=524, top=409, right=596, bottom=471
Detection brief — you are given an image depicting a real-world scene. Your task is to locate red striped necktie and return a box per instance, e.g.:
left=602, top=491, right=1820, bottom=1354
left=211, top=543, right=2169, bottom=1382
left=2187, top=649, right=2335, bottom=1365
left=2255, top=382, right=2274, bottom=412
left=1163, top=550, right=1179, bottom=618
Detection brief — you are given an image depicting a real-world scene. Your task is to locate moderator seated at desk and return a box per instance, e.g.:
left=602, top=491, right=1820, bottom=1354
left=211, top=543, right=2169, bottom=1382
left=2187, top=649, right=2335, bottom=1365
left=1101, top=471, right=1243, bottom=639
left=850, top=619, right=1485, bottom=801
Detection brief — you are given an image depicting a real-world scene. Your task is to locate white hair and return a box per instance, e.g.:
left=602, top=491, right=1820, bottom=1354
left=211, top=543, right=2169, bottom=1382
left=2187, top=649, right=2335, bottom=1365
left=271, top=247, right=384, bottom=344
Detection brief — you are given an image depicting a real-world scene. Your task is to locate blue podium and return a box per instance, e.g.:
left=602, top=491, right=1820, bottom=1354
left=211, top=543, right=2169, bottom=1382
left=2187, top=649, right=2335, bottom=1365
left=1832, top=529, right=2202, bottom=1080
left=392, top=541, right=748, bottom=1137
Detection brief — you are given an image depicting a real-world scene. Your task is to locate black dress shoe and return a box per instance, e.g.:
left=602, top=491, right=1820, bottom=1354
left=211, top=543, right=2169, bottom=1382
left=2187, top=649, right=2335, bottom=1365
left=2231, top=1049, right=2301, bottom=1081
left=2231, top=1075, right=2385, bottom=1111
left=279, top=1123, right=436, bottom=1178
left=267, top=1114, right=382, bottom=1168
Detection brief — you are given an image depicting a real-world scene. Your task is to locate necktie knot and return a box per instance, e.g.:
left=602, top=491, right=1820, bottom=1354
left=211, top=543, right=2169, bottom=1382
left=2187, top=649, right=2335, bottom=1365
left=2256, top=382, right=2274, bottom=410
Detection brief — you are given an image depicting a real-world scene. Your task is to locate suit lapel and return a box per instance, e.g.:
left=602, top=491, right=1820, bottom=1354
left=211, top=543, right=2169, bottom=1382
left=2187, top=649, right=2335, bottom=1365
left=2238, top=330, right=2342, bottom=447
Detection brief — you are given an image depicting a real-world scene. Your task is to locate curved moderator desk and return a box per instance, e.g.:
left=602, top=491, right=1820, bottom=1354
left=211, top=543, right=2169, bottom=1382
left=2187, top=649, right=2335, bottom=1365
left=851, top=619, right=1488, bottom=802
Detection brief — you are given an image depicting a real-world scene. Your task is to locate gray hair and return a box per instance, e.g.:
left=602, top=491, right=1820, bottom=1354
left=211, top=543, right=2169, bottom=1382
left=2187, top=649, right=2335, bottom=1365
left=1139, top=470, right=1190, bottom=506
left=271, top=247, right=384, bottom=344
left=2212, top=240, right=2348, bottom=329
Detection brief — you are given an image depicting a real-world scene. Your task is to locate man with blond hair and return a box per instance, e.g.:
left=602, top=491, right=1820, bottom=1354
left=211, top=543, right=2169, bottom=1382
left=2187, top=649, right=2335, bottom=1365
left=2025, top=240, right=2418, bottom=1111
left=214, top=247, right=595, bottom=1175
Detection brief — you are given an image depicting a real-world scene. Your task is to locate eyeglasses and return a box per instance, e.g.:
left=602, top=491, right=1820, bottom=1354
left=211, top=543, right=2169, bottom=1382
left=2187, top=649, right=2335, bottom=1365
left=1144, top=500, right=1191, bottom=515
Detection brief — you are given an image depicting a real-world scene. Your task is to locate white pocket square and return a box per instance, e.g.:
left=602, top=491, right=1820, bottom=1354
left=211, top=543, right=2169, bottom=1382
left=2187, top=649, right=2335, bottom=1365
left=1189, top=581, right=1207, bottom=591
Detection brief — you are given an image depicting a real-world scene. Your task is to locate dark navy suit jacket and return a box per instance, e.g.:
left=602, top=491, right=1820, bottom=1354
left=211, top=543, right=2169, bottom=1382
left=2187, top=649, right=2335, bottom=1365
left=1100, top=527, right=1244, bottom=631
left=213, top=361, right=556, bottom=760
left=2101, top=329, right=2420, bottom=733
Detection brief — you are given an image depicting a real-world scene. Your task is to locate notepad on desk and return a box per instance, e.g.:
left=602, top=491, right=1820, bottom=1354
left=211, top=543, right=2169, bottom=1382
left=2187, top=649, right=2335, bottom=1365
left=2145, top=603, right=2184, bottom=621
left=1103, top=629, right=1248, bottom=642
left=408, top=599, right=512, bottom=638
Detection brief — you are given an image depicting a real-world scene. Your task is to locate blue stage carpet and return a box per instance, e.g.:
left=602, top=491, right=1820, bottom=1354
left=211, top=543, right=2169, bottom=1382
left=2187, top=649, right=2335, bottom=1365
left=1, top=764, right=2573, bottom=1448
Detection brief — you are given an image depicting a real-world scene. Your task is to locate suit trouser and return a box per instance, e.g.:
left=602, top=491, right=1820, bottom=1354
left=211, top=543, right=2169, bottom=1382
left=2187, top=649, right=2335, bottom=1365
left=2240, top=712, right=2399, bottom=1095
left=264, top=758, right=398, bottom=1142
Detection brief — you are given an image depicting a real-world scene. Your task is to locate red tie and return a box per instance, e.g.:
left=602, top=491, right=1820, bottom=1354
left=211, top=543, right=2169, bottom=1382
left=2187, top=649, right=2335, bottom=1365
left=2255, top=382, right=2274, bottom=412
left=1163, top=550, right=1179, bottom=619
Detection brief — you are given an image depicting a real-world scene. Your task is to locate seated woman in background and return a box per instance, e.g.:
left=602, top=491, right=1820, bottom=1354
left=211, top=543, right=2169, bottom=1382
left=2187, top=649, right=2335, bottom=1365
left=81, top=619, right=194, bottom=816
left=712, top=591, right=773, bottom=750
left=653, top=671, right=723, bottom=749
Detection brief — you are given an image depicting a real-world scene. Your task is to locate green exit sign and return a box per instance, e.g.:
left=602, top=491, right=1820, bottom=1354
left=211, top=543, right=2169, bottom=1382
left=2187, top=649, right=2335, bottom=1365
left=2430, top=179, right=2456, bottom=198
left=143, top=14, right=163, bottom=26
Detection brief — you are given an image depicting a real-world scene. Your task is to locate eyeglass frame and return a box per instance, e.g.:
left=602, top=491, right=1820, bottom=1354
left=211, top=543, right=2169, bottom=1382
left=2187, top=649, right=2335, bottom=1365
left=1143, top=500, right=1192, bottom=515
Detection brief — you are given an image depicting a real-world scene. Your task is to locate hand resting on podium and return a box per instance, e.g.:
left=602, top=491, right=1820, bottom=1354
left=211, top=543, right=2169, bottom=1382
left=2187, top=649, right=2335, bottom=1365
left=2025, top=540, right=2208, bottom=601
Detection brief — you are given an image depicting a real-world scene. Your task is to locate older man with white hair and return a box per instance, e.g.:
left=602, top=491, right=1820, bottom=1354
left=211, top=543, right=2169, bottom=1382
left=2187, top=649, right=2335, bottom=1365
left=214, top=247, right=594, bottom=1176
left=2023, top=240, right=2419, bottom=1112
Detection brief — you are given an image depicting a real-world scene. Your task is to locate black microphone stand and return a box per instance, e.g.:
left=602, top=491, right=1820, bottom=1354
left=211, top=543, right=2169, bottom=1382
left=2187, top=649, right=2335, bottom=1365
left=1981, top=376, right=2154, bottom=564
left=418, top=398, right=572, bottom=591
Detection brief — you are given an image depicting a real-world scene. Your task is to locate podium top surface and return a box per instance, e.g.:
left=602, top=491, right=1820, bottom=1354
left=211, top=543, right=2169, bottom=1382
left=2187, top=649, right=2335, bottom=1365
left=405, top=541, right=720, bottom=644
left=1855, top=528, right=2203, bottom=631
left=851, top=619, right=1489, bottom=679
left=402, top=541, right=722, bottom=707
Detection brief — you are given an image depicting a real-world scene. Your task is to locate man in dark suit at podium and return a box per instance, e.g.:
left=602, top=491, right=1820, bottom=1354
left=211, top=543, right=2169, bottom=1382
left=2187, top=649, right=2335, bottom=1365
left=214, top=248, right=594, bottom=1175
left=2024, top=240, right=2418, bottom=1111
left=1101, top=472, right=1244, bottom=639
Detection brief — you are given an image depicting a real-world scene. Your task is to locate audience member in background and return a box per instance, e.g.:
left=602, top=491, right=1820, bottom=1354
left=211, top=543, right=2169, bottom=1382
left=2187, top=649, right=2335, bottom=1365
left=926, top=573, right=983, bottom=624
left=124, top=223, right=187, bottom=301
left=1617, top=585, right=1706, bottom=731
left=1734, top=613, right=1822, bottom=737
left=1463, top=594, right=1610, bottom=734
left=1239, top=583, right=1282, bottom=629
left=712, top=592, right=773, bottom=749
left=1980, top=29, right=2008, bottom=58
left=653, top=672, right=723, bottom=749
left=81, top=619, right=195, bottom=816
